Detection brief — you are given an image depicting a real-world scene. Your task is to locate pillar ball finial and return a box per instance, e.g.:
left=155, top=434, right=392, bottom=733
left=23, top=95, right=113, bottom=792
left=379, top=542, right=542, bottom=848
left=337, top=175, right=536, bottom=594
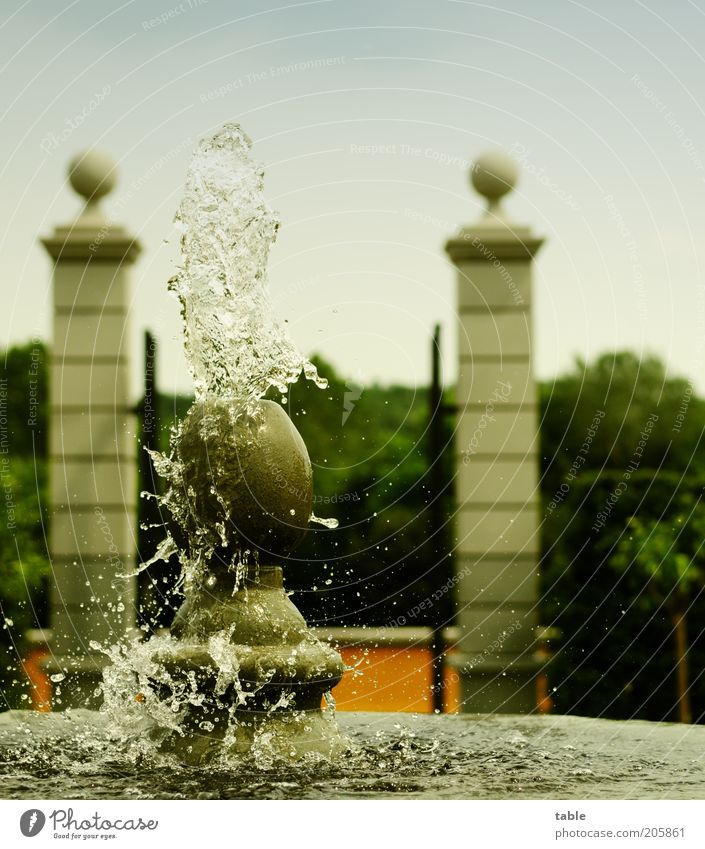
left=68, top=149, right=118, bottom=203
left=471, top=150, right=518, bottom=208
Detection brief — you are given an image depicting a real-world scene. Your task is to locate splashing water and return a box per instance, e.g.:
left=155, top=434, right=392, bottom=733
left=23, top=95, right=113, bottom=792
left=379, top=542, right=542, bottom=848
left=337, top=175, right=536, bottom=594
left=142, top=123, right=337, bottom=576
left=169, top=123, right=326, bottom=407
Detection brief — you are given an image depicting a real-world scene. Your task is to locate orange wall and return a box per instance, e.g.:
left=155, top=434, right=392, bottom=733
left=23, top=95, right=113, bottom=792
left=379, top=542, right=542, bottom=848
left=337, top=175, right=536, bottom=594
left=332, top=645, right=460, bottom=713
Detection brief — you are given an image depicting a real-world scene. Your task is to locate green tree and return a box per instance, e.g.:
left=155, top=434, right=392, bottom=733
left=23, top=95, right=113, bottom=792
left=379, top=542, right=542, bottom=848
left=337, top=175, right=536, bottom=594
left=613, top=501, right=705, bottom=723
left=540, top=350, right=705, bottom=722
left=0, top=343, right=50, bottom=707
left=541, top=351, right=705, bottom=501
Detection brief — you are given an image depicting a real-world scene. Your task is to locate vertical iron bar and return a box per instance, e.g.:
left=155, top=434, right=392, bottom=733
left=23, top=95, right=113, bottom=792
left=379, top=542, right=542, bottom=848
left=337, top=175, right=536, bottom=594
left=137, top=330, right=162, bottom=630
left=429, top=324, right=445, bottom=713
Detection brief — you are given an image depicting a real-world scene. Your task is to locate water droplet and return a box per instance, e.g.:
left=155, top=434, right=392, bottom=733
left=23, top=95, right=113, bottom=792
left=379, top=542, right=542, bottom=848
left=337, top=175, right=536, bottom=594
left=310, top=514, right=338, bottom=529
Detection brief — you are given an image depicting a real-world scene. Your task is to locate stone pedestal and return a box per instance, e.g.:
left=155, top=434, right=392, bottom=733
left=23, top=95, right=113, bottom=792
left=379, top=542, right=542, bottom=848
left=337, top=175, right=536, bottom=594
left=445, top=152, right=544, bottom=712
left=41, top=151, right=141, bottom=708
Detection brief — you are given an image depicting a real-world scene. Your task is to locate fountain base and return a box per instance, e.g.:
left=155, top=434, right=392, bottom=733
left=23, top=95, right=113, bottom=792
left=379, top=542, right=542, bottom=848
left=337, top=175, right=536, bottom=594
left=136, top=565, right=346, bottom=764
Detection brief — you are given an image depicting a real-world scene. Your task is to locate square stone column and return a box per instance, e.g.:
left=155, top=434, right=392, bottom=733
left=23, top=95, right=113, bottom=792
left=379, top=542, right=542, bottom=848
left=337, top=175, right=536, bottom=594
left=445, top=152, right=544, bottom=712
left=41, top=150, right=141, bottom=708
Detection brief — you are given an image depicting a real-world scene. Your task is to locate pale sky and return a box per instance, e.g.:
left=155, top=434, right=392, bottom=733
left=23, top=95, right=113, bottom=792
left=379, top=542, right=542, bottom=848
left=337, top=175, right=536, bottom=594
left=2, top=0, right=705, bottom=397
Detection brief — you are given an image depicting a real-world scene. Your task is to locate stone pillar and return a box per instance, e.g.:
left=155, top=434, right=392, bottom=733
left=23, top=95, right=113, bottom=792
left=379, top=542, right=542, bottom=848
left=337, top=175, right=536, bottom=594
left=41, top=150, right=141, bottom=708
left=445, top=152, right=544, bottom=713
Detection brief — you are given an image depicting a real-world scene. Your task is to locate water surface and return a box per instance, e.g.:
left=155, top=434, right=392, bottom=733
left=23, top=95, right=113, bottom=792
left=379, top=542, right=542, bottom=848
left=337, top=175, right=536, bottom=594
left=1, top=710, right=703, bottom=799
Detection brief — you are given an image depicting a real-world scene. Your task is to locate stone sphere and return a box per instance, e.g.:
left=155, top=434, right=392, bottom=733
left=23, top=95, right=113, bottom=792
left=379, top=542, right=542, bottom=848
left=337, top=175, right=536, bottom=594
left=471, top=150, right=518, bottom=201
left=68, top=149, right=117, bottom=202
left=174, top=398, right=313, bottom=561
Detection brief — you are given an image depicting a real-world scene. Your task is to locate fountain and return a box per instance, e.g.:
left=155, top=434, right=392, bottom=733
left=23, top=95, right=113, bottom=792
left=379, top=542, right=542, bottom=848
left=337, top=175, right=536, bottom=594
left=1, top=126, right=705, bottom=799
left=94, top=124, right=348, bottom=763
